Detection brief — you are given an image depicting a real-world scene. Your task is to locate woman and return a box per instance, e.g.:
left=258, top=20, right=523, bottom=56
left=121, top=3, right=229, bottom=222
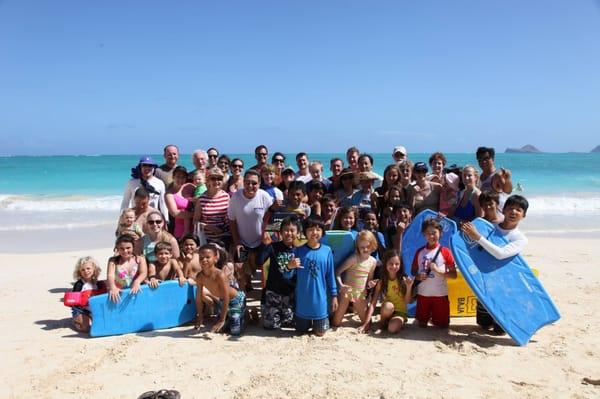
left=217, top=155, right=231, bottom=176
left=165, top=166, right=195, bottom=239
left=135, top=210, right=180, bottom=264
left=427, top=152, right=447, bottom=184
left=335, top=168, right=357, bottom=207
left=193, top=167, right=231, bottom=248
left=225, top=158, right=244, bottom=196
left=412, top=162, right=441, bottom=215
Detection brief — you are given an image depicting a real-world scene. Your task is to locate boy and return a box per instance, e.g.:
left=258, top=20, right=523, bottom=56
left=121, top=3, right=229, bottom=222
left=306, top=180, right=326, bottom=217
left=260, top=164, right=284, bottom=204
left=179, top=233, right=201, bottom=284
left=479, top=191, right=502, bottom=224
left=195, top=244, right=246, bottom=336
left=362, top=210, right=386, bottom=260
left=284, top=217, right=338, bottom=336
left=411, top=218, right=457, bottom=328
left=308, top=161, right=332, bottom=191
left=461, top=194, right=529, bottom=333
left=148, top=241, right=186, bottom=288
left=257, top=216, right=300, bottom=330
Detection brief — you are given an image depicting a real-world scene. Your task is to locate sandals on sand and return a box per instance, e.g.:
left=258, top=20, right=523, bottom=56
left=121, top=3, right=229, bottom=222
left=138, top=390, right=181, bottom=399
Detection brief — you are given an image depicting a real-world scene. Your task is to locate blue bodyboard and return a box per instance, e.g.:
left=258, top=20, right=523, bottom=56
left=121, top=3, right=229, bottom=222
left=401, top=209, right=457, bottom=317
left=450, top=218, right=560, bottom=346
left=322, top=230, right=356, bottom=268
left=89, top=281, right=197, bottom=337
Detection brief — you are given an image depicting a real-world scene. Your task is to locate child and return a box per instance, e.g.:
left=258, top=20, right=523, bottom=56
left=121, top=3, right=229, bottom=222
left=71, top=256, right=103, bottom=333
left=332, top=230, right=378, bottom=329
left=479, top=191, right=502, bottom=224
left=332, top=205, right=358, bottom=238
left=116, top=208, right=143, bottom=239
left=362, top=210, right=386, bottom=260
left=320, top=194, right=337, bottom=230
left=452, top=165, right=483, bottom=222
left=461, top=194, right=529, bottom=334
left=351, top=171, right=377, bottom=212
left=179, top=233, right=202, bottom=284
left=195, top=244, right=246, bottom=336
left=107, top=235, right=148, bottom=302
left=360, top=250, right=414, bottom=333
left=439, top=172, right=460, bottom=216
left=309, top=160, right=332, bottom=191
left=284, top=217, right=338, bottom=336
left=190, top=169, right=207, bottom=197
left=257, top=216, right=300, bottom=330
left=411, top=219, right=457, bottom=328
left=335, top=168, right=357, bottom=207
left=391, top=202, right=413, bottom=250
left=306, top=180, right=326, bottom=217
left=260, top=164, right=284, bottom=203
left=148, top=241, right=186, bottom=288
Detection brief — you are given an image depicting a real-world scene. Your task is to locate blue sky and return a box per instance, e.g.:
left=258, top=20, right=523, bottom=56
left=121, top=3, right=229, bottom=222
left=1, top=1, right=599, bottom=155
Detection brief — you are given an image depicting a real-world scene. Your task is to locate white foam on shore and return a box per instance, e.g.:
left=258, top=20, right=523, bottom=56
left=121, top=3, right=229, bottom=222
left=0, top=194, right=121, bottom=212
left=0, top=220, right=114, bottom=232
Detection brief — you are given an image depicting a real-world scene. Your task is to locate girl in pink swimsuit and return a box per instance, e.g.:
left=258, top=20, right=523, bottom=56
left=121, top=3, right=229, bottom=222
left=165, top=166, right=195, bottom=238
left=107, top=235, right=148, bottom=303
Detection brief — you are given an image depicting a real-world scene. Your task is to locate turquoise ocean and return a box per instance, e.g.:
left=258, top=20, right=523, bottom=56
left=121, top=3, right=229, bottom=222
left=1, top=152, right=599, bottom=252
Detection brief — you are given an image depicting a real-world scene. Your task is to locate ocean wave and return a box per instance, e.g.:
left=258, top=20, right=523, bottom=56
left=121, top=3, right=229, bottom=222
left=0, top=220, right=114, bottom=232
left=0, top=194, right=121, bottom=211
left=527, top=195, right=600, bottom=215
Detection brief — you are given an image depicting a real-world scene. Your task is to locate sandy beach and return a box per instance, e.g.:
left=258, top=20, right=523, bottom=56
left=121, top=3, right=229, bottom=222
left=1, top=235, right=598, bottom=399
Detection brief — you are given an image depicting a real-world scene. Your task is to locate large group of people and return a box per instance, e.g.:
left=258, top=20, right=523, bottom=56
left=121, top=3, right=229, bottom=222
left=70, top=143, right=529, bottom=339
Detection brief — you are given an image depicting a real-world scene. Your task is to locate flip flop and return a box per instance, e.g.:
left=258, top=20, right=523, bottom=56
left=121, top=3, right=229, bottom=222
left=137, top=390, right=181, bottom=399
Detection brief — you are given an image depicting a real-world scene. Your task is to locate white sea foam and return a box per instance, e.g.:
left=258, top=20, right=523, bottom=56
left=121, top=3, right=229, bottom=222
left=0, top=194, right=121, bottom=212
left=527, top=195, right=600, bottom=215
left=0, top=220, right=114, bottom=232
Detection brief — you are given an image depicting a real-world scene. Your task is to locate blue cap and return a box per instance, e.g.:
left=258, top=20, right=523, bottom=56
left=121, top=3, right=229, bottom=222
left=414, top=162, right=428, bottom=172
left=138, top=156, right=158, bottom=167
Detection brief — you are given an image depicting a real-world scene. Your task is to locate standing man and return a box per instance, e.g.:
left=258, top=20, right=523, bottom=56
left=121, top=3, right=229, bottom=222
left=154, top=144, right=179, bottom=187
left=228, top=169, right=274, bottom=290
left=207, top=147, right=219, bottom=169
left=346, top=147, right=360, bottom=172
left=295, top=152, right=312, bottom=184
left=328, top=158, right=344, bottom=191
left=477, top=146, right=512, bottom=193
left=392, top=145, right=408, bottom=163
left=250, top=145, right=269, bottom=172
left=121, top=156, right=169, bottom=222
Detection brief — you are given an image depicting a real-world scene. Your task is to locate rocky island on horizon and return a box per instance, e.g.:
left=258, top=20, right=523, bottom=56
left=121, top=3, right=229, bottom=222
left=505, top=144, right=543, bottom=154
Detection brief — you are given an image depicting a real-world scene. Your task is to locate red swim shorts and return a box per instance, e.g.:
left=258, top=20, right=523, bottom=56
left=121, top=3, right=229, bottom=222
left=416, top=295, right=450, bottom=327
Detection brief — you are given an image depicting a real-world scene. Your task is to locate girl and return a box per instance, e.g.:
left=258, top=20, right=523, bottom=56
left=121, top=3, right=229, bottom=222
left=165, top=166, right=195, bottom=239
left=359, top=250, right=414, bottom=333
left=413, top=162, right=442, bottom=214
left=332, top=206, right=358, bottom=239
left=135, top=211, right=180, bottom=265
left=371, top=164, right=401, bottom=218
left=439, top=172, right=460, bottom=216
left=397, top=160, right=416, bottom=209
left=115, top=208, right=143, bottom=239
left=452, top=165, right=483, bottom=222
left=71, top=256, right=103, bottom=333
left=332, top=230, right=378, bottom=329
left=108, top=235, right=148, bottom=302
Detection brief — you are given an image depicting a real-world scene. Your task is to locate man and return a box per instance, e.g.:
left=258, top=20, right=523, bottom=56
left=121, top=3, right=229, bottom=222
left=295, top=152, right=312, bottom=184
left=132, top=187, right=157, bottom=235
left=392, top=145, right=408, bottom=163
left=154, top=144, right=179, bottom=186
left=477, top=146, right=512, bottom=193
left=207, top=147, right=219, bottom=169
left=328, top=158, right=344, bottom=191
left=250, top=144, right=269, bottom=172
left=346, top=146, right=360, bottom=172
left=121, top=156, right=169, bottom=222
left=228, top=169, right=274, bottom=290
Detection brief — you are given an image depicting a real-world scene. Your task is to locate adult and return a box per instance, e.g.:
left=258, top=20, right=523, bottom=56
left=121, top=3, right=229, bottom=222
left=357, top=153, right=383, bottom=189
left=131, top=187, right=157, bottom=236
left=154, top=144, right=179, bottom=187
left=412, top=162, right=442, bottom=214
left=134, top=210, right=180, bottom=264
left=225, top=158, right=244, bottom=196
left=217, top=154, right=231, bottom=176
left=392, top=146, right=408, bottom=163
left=476, top=146, right=512, bottom=193
left=250, top=144, right=269, bottom=172
left=346, top=146, right=360, bottom=172
left=271, top=152, right=286, bottom=184
left=328, top=157, right=344, bottom=191
left=165, top=166, right=195, bottom=239
left=335, top=168, right=357, bottom=207
left=295, top=152, right=312, bottom=184
left=191, top=149, right=208, bottom=175
left=207, top=147, right=219, bottom=169
left=427, top=152, right=447, bottom=184
left=228, top=170, right=274, bottom=289
left=121, top=156, right=169, bottom=222
left=194, top=167, right=231, bottom=247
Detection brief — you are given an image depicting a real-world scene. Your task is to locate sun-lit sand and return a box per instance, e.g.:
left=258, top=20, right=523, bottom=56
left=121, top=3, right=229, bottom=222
left=1, top=236, right=598, bottom=398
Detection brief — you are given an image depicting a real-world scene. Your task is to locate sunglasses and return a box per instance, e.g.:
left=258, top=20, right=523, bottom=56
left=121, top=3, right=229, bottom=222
left=208, top=154, right=218, bottom=158
left=218, top=161, right=230, bottom=165
left=209, top=176, right=223, bottom=181
left=232, top=164, right=243, bottom=169
left=147, top=220, right=162, bottom=225
left=273, top=158, right=285, bottom=163
left=257, top=152, right=268, bottom=156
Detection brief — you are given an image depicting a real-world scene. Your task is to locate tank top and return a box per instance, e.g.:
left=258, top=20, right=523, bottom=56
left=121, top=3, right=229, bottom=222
left=344, top=257, right=375, bottom=301
left=385, top=278, right=408, bottom=316
left=173, top=192, right=190, bottom=238
left=454, top=190, right=476, bottom=222
left=142, top=235, right=158, bottom=263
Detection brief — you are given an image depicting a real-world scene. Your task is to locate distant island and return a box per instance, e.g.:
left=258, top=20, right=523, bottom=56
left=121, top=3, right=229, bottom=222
left=505, top=145, right=543, bottom=154
left=591, top=145, right=600, bottom=153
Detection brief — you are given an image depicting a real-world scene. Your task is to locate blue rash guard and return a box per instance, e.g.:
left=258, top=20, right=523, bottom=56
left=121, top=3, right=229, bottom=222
left=284, top=243, right=337, bottom=320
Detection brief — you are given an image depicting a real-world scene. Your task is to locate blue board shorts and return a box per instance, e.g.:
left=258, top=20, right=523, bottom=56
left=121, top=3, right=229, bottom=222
left=215, top=290, right=246, bottom=336
left=295, top=316, right=330, bottom=335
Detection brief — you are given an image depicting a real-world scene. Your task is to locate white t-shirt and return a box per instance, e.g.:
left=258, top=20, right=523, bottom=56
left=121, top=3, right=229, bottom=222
left=227, top=189, right=273, bottom=248
left=412, top=245, right=456, bottom=297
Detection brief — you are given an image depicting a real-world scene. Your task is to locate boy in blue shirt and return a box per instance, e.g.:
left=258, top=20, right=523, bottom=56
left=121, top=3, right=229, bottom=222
left=284, top=216, right=338, bottom=336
